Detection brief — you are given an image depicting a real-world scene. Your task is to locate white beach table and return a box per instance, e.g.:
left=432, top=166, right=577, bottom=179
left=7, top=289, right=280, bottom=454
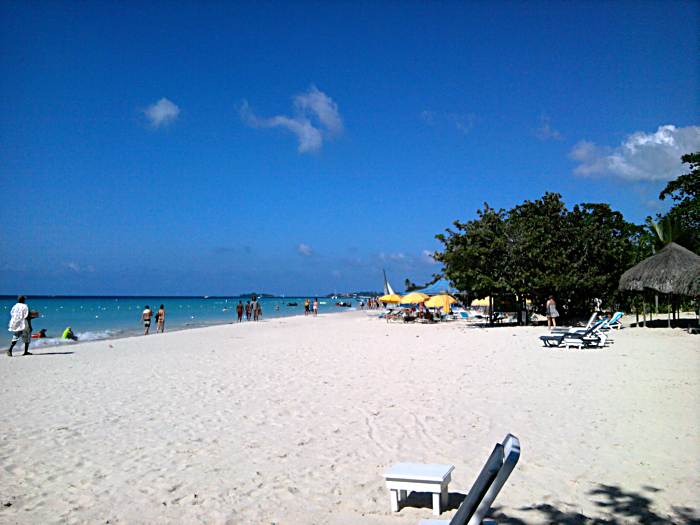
left=384, top=463, right=454, bottom=516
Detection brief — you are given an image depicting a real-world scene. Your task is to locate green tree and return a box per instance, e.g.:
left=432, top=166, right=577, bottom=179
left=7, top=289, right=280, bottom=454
left=435, top=193, right=640, bottom=318
left=658, top=151, right=699, bottom=252
left=434, top=204, right=508, bottom=298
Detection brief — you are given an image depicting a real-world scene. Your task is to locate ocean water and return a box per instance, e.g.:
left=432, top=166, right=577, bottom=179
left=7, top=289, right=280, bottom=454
left=0, top=296, right=359, bottom=347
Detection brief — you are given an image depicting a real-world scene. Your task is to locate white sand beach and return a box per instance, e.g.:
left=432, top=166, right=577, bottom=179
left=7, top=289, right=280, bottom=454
left=1, top=311, right=698, bottom=524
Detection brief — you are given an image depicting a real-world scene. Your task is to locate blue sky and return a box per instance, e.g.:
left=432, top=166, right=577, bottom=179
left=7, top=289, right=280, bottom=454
left=1, top=1, right=698, bottom=295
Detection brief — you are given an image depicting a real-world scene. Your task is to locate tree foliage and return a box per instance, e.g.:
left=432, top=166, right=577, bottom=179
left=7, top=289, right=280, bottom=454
left=658, top=151, right=699, bottom=253
left=434, top=193, right=640, bottom=317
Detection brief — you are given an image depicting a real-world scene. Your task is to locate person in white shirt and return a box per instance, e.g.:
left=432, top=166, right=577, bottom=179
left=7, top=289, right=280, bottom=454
left=7, top=295, right=31, bottom=357
left=142, top=305, right=153, bottom=335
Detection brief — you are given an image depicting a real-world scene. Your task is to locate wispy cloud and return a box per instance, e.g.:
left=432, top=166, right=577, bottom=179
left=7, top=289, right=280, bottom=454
left=240, top=86, right=343, bottom=153
left=570, top=124, right=700, bottom=181
left=379, top=252, right=407, bottom=262
left=420, top=110, right=476, bottom=134
left=535, top=115, right=563, bottom=141
left=64, top=262, right=95, bottom=273
left=421, top=250, right=439, bottom=265
left=297, top=243, right=313, bottom=256
left=144, top=98, right=180, bottom=128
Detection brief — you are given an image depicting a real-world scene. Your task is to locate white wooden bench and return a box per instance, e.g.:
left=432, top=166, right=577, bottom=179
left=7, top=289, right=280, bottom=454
left=384, top=463, right=455, bottom=516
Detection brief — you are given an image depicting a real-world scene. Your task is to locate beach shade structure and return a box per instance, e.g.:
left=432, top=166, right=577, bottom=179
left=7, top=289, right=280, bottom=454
left=619, top=242, right=700, bottom=327
left=425, top=294, right=457, bottom=313
left=619, top=243, right=700, bottom=294
left=400, top=292, right=430, bottom=305
left=678, top=265, right=700, bottom=296
left=379, top=293, right=402, bottom=304
left=412, top=279, right=458, bottom=296
left=471, top=296, right=491, bottom=307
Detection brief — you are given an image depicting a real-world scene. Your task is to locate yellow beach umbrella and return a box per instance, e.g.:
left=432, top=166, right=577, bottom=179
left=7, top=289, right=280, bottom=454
left=471, top=296, right=491, bottom=307
left=425, top=294, right=457, bottom=313
left=400, top=292, right=430, bottom=304
left=379, top=293, right=402, bottom=303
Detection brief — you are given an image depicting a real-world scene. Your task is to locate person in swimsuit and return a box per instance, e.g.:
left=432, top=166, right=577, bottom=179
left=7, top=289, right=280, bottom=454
left=236, top=301, right=244, bottom=322
left=545, top=295, right=559, bottom=328
left=142, top=305, right=153, bottom=335
left=304, top=298, right=310, bottom=316
left=313, top=298, right=319, bottom=316
left=253, top=298, right=260, bottom=321
left=245, top=301, right=251, bottom=321
left=156, top=304, right=165, bottom=333
left=256, top=302, right=262, bottom=320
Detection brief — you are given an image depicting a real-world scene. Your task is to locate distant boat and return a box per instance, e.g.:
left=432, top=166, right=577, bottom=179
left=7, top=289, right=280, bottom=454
left=383, top=269, right=396, bottom=295
left=287, top=302, right=298, bottom=307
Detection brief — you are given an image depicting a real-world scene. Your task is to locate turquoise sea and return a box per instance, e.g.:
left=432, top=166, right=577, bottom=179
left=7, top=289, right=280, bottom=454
left=0, top=296, right=359, bottom=347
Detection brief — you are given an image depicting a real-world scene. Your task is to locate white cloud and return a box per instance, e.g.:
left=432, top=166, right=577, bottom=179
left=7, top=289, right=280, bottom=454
left=536, top=115, right=563, bottom=141
left=297, top=243, right=313, bottom=256
left=144, top=98, right=180, bottom=128
left=294, top=86, right=343, bottom=135
left=570, top=125, right=700, bottom=181
left=379, top=252, right=407, bottom=262
left=64, top=262, right=95, bottom=273
left=421, top=250, right=439, bottom=265
left=240, top=86, right=342, bottom=153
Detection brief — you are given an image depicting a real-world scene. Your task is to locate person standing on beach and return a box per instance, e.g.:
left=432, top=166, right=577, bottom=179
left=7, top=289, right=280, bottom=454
left=245, top=301, right=251, bottom=321
left=313, top=298, right=319, bottom=316
left=546, top=296, right=559, bottom=328
left=156, top=304, right=166, bottom=333
left=6, top=295, right=32, bottom=357
left=256, top=302, right=262, bottom=321
left=304, top=298, right=310, bottom=316
left=251, top=297, right=259, bottom=321
left=236, top=301, right=244, bottom=322
left=142, top=305, right=153, bottom=335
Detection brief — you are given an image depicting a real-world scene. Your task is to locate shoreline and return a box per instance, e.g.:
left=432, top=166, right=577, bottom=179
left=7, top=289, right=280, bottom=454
left=22, top=308, right=359, bottom=350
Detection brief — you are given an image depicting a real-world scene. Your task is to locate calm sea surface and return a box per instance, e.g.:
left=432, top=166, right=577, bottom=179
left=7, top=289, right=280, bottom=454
left=0, top=296, right=359, bottom=347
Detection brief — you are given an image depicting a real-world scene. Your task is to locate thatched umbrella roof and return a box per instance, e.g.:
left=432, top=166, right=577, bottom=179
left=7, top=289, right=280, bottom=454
left=619, top=242, right=700, bottom=295
left=677, top=265, right=700, bottom=296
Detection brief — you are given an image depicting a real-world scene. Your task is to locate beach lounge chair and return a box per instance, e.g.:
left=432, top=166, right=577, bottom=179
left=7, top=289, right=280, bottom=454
left=551, top=312, right=599, bottom=333
left=418, top=434, right=521, bottom=525
left=600, top=311, right=623, bottom=330
left=540, top=325, right=605, bottom=348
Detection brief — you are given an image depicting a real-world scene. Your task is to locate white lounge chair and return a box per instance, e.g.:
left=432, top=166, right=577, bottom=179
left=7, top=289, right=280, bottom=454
left=419, top=434, right=520, bottom=525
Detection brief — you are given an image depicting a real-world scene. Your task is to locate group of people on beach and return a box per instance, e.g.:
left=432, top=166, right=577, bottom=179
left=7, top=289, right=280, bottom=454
left=141, top=304, right=166, bottom=335
left=5, top=295, right=80, bottom=357
left=360, top=298, right=382, bottom=310
left=235, top=298, right=263, bottom=322
left=304, top=298, right=319, bottom=316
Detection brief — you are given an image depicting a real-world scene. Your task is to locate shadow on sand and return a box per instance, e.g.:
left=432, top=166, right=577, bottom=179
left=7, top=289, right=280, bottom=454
left=399, top=491, right=466, bottom=512
left=488, top=483, right=699, bottom=525
left=27, top=351, right=75, bottom=356
left=629, top=318, right=699, bottom=330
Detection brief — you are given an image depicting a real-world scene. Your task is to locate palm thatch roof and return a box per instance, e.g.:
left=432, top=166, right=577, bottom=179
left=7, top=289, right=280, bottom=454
left=677, top=265, right=700, bottom=296
left=619, top=242, right=700, bottom=295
